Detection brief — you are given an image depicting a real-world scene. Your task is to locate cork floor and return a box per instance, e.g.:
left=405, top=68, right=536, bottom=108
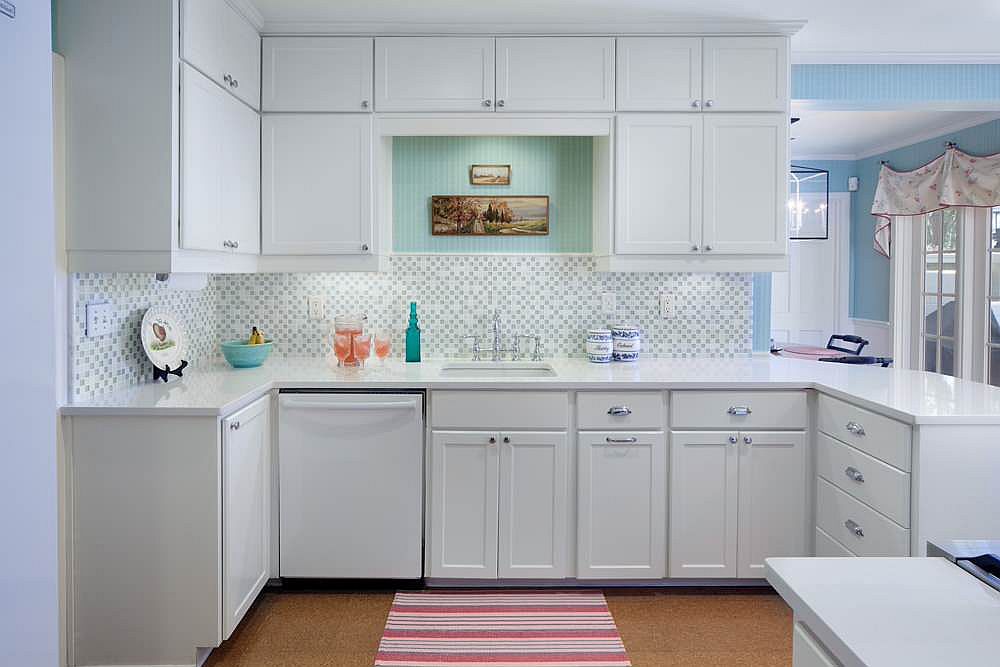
left=205, top=587, right=793, bottom=667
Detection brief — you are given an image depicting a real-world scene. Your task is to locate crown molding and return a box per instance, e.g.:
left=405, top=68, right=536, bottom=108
left=259, top=18, right=806, bottom=37
left=792, top=51, right=1000, bottom=65
left=853, top=112, right=1000, bottom=161
left=228, top=0, right=265, bottom=31
left=791, top=154, right=857, bottom=162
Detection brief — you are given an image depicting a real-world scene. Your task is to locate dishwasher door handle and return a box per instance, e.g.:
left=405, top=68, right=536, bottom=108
left=279, top=397, right=419, bottom=411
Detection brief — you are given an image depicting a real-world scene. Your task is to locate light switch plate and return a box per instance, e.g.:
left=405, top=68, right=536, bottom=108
left=307, top=295, right=325, bottom=320
left=659, top=293, right=676, bottom=319
left=601, top=292, right=616, bottom=315
left=85, top=302, right=113, bottom=337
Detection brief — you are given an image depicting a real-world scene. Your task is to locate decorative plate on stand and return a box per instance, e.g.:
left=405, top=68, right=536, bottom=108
left=140, top=307, right=189, bottom=381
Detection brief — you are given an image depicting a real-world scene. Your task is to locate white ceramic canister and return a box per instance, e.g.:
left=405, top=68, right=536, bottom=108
left=611, top=324, right=641, bottom=362
left=586, top=328, right=612, bottom=363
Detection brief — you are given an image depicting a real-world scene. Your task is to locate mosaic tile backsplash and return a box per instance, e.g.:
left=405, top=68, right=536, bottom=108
left=71, top=257, right=753, bottom=399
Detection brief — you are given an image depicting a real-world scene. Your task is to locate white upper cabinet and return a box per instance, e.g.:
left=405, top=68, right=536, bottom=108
left=375, top=37, right=496, bottom=112
left=702, top=37, right=788, bottom=112
left=616, top=37, right=702, bottom=111
left=262, top=114, right=372, bottom=256
left=615, top=114, right=702, bottom=254
left=181, top=0, right=261, bottom=110
left=495, top=37, right=615, bottom=112
left=181, top=65, right=260, bottom=255
left=702, top=113, right=788, bottom=255
left=262, top=37, right=373, bottom=112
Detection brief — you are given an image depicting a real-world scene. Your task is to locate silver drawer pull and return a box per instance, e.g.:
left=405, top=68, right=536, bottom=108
left=727, top=406, right=752, bottom=416
left=606, top=436, right=638, bottom=444
left=845, top=466, right=865, bottom=483
left=845, top=519, right=864, bottom=538
left=607, top=406, right=632, bottom=416
left=846, top=421, right=866, bottom=436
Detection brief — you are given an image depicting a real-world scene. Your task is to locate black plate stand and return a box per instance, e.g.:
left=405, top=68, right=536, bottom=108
left=153, top=359, right=188, bottom=382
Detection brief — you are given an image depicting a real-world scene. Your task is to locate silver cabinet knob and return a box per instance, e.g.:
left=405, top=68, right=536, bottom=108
left=691, top=244, right=699, bottom=252
left=231, top=240, right=239, bottom=249
left=703, top=245, right=712, bottom=251
left=728, top=435, right=738, bottom=444
left=845, top=519, right=864, bottom=538
left=497, top=99, right=505, bottom=108
left=488, top=436, right=497, bottom=444
left=607, top=406, right=632, bottom=416
left=229, top=421, right=240, bottom=430
left=845, top=466, right=865, bottom=483
left=727, top=406, right=752, bottom=416
left=223, top=73, right=233, bottom=84
left=691, top=100, right=701, bottom=108
left=503, top=436, right=511, bottom=444
left=483, top=99, right=492, bottom=107
left=232, top=78, right=239, bottom=88
left=845, top=421, right=866, bottom=436
left=743, top=435, right=753, bottom=445
left=361, top=100, right=369, bottom=109
left=606, top=436, right=638, bottom=444
left=222, top=240, right=232, bottom=248
left=361, top=243, right=369, bottom=252
left=705, top=99, right=715, bottom=108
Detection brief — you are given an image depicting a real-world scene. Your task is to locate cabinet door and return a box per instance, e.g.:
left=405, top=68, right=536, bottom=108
left=262, top=37, right=373, bottom=112
left=703, top=113, right=788, bottom=255
left=222, top=92, right=260, bottom=255
left=577, top=431, right=666, bottom=579
left=496, top=37, right=614, bottom=112
left=375, top=37, right=495, bottom=112
left=429, top=431, right=500, bottom=578
left=222, top=395, right=269, bottom=639
left=615, top=114, right=702, bottom=254
left=737, top=431, right=807, bottom=578
left=262, top=114, right=372, bottom=255
left=180, top=65, right=227, bottom=253
left=702, top=37, right=788, bottom=112
left=182, top=0, right=260, bottom=110
left=669, top=431, right=738, bottom=578
left=616, top=37, right=702, bottom=111
left=498, top=432, right=569, bottom=579
left=220, top=0, right=261, bottom=110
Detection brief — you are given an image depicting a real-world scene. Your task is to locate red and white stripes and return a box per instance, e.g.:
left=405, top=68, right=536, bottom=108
left=375, top=591, right=632, bottom=666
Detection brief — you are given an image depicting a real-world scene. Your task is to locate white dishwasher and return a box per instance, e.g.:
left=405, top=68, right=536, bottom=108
left=278, top=391, right=424, bottom=579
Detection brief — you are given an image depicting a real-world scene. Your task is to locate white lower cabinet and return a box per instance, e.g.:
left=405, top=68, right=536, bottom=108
left=221, top=396, right=270, bottom=639
left=669, top=430, right=806, bottom=578
left=429, top=430, right=569, bottom=579
left=577, top=431, right=667, bottom=579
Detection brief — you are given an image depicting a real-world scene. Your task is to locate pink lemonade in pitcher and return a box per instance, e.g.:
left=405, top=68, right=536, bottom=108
left=333, top=314, right=365, bottom=367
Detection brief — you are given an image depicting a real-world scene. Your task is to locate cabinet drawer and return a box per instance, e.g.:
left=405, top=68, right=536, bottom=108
left=670, top=391, right=806, bottom=429
left=577, top=392, right=665, bottom=430
left=816, top=478, right=909, bottom=557
left=817, top=395, right=911, bottom=471
left=431, top=391, right=569, bottom=429
left=817, top=432, right=910, bottom=527
left=814, top=526, right=854, bottom=557
left=793, top=622, right=840, bottom=667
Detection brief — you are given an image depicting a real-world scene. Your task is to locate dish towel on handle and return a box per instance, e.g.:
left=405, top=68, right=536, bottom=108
left=374, top=590, right=632, bottom=666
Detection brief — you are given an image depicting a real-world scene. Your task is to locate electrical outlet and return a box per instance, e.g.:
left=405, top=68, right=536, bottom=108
left=601, top=292, right=616, bottom=315
left=85, top=302, right=113, bottom=337
left=307, top=295, right=325, bottom=320
left=659, top=293, right=676, bottom=319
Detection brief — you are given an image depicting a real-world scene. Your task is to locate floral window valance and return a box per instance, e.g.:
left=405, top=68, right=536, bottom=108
left=870, top=147, right=1000, bottom=258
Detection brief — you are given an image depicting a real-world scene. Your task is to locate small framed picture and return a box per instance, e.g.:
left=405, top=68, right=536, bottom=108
left=470, top=164, right=511, bottom=186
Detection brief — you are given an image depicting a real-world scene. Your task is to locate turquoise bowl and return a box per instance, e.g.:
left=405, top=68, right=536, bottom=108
left=221, top=339, right=274, bottom=368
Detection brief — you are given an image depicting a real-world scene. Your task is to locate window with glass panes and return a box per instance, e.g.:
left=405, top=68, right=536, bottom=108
left=988, top=207, right=1000, bottom=386
left=921, top=208, right=960, bottom=376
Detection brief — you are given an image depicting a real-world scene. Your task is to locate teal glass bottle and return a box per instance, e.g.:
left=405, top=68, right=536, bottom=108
left=405, top=302, right=421, bottom=362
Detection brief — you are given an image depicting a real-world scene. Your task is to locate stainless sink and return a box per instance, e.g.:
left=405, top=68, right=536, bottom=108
left=439, top=362, right=557, bottom=378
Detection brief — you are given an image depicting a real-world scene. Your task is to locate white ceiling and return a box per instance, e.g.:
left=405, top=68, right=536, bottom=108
left=250, top=0, right=1000, bottom=61
left=789, top=109, right=997, bottom=159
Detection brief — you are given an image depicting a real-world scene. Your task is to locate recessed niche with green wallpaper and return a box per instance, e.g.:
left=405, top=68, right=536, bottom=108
left=392, top=136, right=593, bottom=253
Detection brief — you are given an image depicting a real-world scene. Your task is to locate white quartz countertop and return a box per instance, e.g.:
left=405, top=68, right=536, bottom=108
left=766, top=557, right=1000, bottom=667
left=62, top=355, right=1000, bottom=423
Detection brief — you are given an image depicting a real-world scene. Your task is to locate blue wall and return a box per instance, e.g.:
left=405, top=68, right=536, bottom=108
left=393, top=136, right=593, bottom=253
left=792, top=64, right=1000, bottom=105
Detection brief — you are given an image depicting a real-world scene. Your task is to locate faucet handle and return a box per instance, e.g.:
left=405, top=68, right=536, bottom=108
left=517, top=334, right=543, bottom=362
left=462, top=335, right=482, bottom=361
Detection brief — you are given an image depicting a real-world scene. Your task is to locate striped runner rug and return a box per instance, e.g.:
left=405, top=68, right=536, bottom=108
left=374, top=590, right=632, bottom=666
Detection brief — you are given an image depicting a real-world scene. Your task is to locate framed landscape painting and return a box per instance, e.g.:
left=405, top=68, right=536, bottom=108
left=431, top=196, right=549, bottom=236
left=470, top=164, right=511, bottom=185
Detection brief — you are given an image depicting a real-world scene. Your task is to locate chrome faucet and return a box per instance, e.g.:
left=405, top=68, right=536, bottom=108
left=491, top=309, right=504, bottom=361
left=460, top=309, right=542, bottom=362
